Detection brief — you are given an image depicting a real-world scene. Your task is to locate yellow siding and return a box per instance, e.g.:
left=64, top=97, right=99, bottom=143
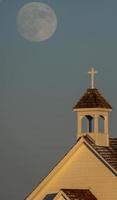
left=27, top=144, right=117, bottom=200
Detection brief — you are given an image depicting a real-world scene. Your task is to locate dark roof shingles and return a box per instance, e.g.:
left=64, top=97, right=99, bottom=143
left=85, top=136, right=117, bottom=171
left=62, top=189, right=97, bottom=200
left=74, top=88, right=112, bottom=109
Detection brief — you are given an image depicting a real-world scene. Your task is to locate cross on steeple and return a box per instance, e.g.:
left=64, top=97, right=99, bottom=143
left=88, top=67, right=97, bottom=89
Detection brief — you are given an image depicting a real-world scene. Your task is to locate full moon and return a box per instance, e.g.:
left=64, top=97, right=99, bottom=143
left=17, top=2, right=57, bottom=42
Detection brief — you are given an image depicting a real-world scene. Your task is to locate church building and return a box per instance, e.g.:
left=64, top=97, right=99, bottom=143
left=26, top=68, right=117, bottom=200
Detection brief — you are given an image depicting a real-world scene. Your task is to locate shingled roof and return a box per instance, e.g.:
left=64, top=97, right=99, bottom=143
left=61, top=189, right=97, bottom=200
left=84, top=136, right=117, bottom=172
left=43, top=189, right=97, bottom=200
left=74, top=88, right=112, bottom=109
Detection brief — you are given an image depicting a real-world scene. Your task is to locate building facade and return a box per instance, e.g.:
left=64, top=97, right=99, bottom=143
left=26, top=68, right=117, bottom=200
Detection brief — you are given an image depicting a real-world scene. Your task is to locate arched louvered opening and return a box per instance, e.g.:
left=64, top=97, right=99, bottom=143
left=98, top=115, right=105, bottom=133
left=82, top=115, right=94, bottom=133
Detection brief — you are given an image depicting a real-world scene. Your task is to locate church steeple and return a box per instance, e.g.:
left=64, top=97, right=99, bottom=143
left=73, top=68, right=112, bottom=146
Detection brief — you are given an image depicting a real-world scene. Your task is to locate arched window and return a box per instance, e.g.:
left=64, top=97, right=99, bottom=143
left=82, top=115, right=94, bottom=133
left=98, top=115, right=105, bottom=133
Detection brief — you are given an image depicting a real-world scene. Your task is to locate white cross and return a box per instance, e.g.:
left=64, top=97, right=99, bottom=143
left=88, top=67, right=97, bottom=89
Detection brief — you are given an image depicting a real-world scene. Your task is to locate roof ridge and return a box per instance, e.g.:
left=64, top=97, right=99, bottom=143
left=84, top=136, right=117, bottom=172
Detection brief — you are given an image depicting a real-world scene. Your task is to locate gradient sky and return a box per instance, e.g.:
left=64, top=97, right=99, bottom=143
left=1, top=1, right=117, bottom=199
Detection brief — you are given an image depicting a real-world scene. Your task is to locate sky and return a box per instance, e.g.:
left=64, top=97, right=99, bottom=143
left=1, top=0, right=117, bottom=199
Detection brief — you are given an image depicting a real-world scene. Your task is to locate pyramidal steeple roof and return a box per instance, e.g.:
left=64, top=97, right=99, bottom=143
left=74, top=67, right=112, bottom=110
left=74, top=88, right=112, bottom=109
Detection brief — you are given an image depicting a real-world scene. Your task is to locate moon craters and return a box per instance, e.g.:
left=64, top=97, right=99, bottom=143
left=17, top=2, right=57, bottom=42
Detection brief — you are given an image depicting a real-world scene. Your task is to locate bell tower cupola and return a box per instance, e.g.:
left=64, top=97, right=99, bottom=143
left=73, top=68, right=112, bottom=146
